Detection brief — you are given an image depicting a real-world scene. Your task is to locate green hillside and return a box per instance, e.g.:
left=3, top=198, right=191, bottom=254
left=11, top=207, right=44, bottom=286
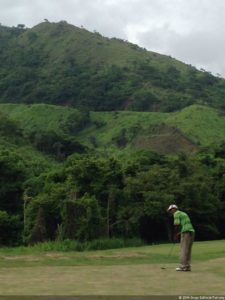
left=1, top=22, right=225, bottom=247
left=77, top=105, right=225, bottom=154
left=1, top=21, right=225, bottom=111
left=1, top=102, right=225, bottom=246
left=168, top=105, right=225, bottom=146
left=1, top=103, right=225, bottom=155
left=0, top=103, right=77, bottom=135
left=0, top=106, right=58, bottom=176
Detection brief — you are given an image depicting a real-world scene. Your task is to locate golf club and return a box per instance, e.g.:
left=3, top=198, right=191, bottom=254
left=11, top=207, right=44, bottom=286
left=161, top=242, right=175, bottom=269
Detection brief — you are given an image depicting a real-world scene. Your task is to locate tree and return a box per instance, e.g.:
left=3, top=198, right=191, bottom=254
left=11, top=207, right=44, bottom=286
left=29, top=207, right=47, bottom=244
left=60, top=194, right=104, bottom=241
left=131, top=90, right=160, bottom=111
left=30, top=130, right=86, bottom=159
left=62, top=110, right=90, bottom=135
left=0, top=148, right=26, bottom=214
left=0, top=210, right=22, bottom=245
left=17, top=24, right=25, bottom=29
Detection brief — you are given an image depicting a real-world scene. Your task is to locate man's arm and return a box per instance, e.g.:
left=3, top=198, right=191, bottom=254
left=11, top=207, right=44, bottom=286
left=173, top=225, right=181, bottom=242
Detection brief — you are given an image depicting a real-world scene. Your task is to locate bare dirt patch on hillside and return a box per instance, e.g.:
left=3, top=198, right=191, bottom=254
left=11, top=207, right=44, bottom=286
left=134, top=124, right=197, bottom=154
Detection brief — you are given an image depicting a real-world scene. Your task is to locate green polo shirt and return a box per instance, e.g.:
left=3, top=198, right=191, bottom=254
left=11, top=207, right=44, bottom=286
left=174, top=210, right=195, bottom=233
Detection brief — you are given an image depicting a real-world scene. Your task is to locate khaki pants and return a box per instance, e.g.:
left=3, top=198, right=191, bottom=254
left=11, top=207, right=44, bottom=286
left=180, top=232, right=195, bottom=268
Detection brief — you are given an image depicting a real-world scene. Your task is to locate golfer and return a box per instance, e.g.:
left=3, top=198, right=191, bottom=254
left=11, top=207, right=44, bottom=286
left=167, top=204, right=195, bottom=271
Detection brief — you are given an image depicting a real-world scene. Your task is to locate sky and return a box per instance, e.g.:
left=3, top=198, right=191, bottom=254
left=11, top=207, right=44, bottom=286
left=1, top=0, right=225, bottom=77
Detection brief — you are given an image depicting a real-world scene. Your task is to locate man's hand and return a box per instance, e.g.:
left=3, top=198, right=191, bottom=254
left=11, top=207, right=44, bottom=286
left=173, top=232, right=180, bottom=242
left=173, top=224, right=181, bottom=242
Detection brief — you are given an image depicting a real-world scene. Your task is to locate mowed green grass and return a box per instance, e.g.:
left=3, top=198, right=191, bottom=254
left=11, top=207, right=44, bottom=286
left=0, top=240, right=225, bottom=295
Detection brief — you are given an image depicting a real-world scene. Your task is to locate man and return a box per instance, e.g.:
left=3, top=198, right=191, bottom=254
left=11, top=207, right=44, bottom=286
left=167, top=204, right=195, bottom=271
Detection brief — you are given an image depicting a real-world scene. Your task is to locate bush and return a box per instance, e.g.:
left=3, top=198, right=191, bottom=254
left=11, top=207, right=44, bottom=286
left=22, top=238, right=144, bottom=252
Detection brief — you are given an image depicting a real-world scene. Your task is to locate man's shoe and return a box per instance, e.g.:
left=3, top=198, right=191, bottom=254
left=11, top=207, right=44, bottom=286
left=176, top=267, right=191, bottom=271
left=176, top=267, right=184, bottom=271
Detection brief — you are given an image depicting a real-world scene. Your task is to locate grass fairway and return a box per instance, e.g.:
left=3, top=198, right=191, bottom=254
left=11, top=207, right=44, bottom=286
left=0, top=240, right=225, bottom=295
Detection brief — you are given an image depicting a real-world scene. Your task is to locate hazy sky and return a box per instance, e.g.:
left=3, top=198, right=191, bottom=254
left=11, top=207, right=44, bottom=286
left=1, top=0, right=225, bottom=77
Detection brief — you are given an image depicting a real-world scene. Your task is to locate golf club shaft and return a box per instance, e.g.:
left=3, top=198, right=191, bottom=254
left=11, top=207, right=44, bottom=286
left=168, top=242, right=175, bottom=257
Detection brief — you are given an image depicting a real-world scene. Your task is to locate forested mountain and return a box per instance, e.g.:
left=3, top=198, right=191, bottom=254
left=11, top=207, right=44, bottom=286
left=1, top=103, right=225, bottom=246
left=1, top=22, right=225, bottom=247
left=1, top=21, right=225, bottom=111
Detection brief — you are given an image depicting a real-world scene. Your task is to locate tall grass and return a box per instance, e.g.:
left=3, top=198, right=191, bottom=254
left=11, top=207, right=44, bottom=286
left=0, top=238, right=144, bottom=254
left=32, top=238, right=144, bottom=252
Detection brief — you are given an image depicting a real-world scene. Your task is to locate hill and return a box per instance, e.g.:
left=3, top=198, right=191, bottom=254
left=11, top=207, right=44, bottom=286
left=0, top=104, right=57, bottom=165
left=1, top=21, right=225, bottom=111
left=1, top=103, right=225, bottom=246
left=1, top=103, right=225, bottom=155
left=1, top=22, right=225, bottom=247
